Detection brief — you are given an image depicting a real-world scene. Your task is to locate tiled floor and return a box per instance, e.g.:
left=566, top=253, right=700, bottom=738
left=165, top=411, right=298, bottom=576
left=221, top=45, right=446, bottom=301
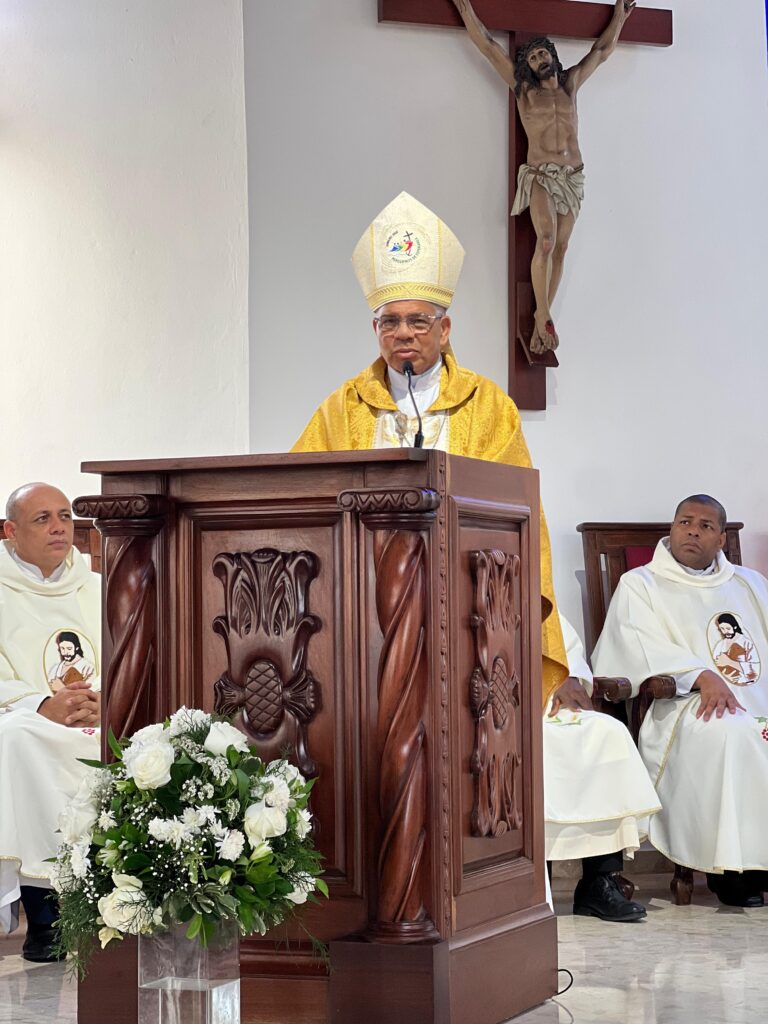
left=1, top=877, right=766, bottom=1023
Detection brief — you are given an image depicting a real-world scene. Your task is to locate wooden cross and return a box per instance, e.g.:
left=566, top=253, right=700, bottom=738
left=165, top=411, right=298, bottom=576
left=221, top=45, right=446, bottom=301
left=379, top=0, right=673, bottom=410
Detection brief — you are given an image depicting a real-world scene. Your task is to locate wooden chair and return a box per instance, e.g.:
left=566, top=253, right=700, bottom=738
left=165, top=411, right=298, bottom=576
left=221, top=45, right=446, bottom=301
left=0, top=519, right=101, bottom=573
left=577, top=520, right=744, bottom=905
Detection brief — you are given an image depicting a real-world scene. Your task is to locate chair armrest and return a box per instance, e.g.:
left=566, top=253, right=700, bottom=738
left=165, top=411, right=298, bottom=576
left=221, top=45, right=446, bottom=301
left=646, top=675, right=677, bottom=700
left=630, top=674, right=676, bottom=741
left=592, top=677, right=632, bottom=702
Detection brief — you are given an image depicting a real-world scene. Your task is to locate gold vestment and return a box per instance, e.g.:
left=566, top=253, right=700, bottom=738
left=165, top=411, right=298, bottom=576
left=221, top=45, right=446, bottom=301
left=292, top=347, right=569, bottom=705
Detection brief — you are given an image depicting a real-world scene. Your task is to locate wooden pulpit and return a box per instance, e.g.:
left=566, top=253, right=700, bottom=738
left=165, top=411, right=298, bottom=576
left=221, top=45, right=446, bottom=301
left=74, top=449, right=556, bottom=1024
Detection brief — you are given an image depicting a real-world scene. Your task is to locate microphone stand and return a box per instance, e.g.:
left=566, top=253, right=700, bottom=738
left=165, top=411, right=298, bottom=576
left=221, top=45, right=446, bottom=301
left=402, top=361, right=424, bottom=448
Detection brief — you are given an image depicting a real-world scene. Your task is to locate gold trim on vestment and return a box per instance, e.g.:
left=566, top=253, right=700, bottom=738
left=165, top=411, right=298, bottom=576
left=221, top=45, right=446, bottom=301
left=0, top=853, right=51, bottom=879
left=366, top=282, right=455, bottom=311
left=651, top=694, right=698, bottom=786
left=544, top=805, right=662, bottom=826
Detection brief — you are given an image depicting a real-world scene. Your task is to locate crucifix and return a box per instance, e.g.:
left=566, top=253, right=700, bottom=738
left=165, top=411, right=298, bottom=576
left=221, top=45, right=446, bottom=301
left=378, top=0, right=673, bottom=410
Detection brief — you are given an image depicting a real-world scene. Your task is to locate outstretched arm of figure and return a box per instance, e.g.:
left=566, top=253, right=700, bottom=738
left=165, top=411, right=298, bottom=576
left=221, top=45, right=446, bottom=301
left=451, top=0, right=516, bottom=91
left=567, top=0, right=635, bottom=92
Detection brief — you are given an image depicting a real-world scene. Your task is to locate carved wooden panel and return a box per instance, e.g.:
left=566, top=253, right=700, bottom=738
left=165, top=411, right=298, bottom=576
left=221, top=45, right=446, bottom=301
left=468, top=550, right=524, bottom=839
left=211, top=548, right=321, bottom=777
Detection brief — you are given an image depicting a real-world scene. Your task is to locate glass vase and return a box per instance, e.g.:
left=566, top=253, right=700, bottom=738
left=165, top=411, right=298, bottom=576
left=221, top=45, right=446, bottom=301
left=138, top=919, right=240, bottom=1024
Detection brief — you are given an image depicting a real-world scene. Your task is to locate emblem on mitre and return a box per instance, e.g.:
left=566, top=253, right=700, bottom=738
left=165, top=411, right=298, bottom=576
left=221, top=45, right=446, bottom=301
left=352, top=192, right=465, bottom=311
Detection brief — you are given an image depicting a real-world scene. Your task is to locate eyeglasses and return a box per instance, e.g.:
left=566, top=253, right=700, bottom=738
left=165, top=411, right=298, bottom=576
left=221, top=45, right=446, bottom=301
left=374, top=314, right=443, bottom=335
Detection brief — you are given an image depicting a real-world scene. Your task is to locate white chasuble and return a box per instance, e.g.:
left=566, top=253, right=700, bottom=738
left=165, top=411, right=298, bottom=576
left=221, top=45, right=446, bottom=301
left=543, top=616, right=661, bottom=861
left=0, top=541, right=101, bottom=932
left=593, top=540, right=768, bottom=873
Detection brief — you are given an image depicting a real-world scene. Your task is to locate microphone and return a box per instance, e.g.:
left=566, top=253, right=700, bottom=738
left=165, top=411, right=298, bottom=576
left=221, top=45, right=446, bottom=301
left=402, top=361, right=424, bottom=449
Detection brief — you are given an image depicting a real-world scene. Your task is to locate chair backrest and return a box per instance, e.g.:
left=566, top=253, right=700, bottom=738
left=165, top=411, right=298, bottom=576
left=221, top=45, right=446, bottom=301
left=577, top=521, right=744, bottom=654
left=0, top=519, right=101, bottom=573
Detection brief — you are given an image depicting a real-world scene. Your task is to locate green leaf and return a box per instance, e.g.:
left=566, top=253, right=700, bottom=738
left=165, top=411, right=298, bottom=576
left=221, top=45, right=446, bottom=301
left=238, top=903, right=254, bottom=933
left=107, top=728, right=123, bottom=761
left=235, top=769, right=250, bottom=803
left=315, top=878, right=329, bottom=898
left=185, top=914, right=203, bottom=940
left=122, top=852, right=151, bottom=872
left=77, top=757, right=107, bottom=769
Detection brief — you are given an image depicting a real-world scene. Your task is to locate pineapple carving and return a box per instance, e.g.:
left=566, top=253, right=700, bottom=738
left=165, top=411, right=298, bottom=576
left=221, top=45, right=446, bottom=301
left=211, top=549, right=321, bottom=777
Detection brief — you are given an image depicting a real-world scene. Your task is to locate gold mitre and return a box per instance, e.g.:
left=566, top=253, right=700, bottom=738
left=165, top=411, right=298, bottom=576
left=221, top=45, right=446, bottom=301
left=352, top=191, right=465, bottom=311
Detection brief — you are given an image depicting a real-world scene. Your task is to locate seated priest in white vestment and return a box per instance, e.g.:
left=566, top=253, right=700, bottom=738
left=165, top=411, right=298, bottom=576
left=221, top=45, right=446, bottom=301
left=593, top=494, right=768, bottom=908
left=545, top=615, right=661, bottom=922
left=0, top=483, right=101, bottom=960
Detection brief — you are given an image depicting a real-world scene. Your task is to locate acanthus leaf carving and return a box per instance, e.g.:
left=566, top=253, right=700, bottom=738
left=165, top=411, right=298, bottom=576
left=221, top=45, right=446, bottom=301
left=469, top=549, right=524, bottom=839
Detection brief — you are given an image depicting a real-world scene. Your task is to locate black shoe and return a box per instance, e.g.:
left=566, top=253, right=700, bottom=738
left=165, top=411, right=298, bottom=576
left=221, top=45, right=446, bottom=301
left=573, top=873, right=647, bottom=922
left=22, top=924, right=66, bottom=964
left=707, top=872, right=765, bottom=908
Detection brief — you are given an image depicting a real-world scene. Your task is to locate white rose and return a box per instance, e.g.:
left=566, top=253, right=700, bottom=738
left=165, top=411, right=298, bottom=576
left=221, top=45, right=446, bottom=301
left=265, top=778, right=292, bottom=814
left=295, top=808, right=312, bottom=840
left=59, top=798, right=99, bottom=844
left=286, top=873, right=314, bottom=905
left=98, top=926, right=123, bottom=949
left=129, top=723, right=166, bottom=746
left=243, top=800, right=287, bottom=846
left=281, top=763, right=304, bottom=787
left=98, top=874, right=153, bottom=934
left=123, top=738, right=175, bottom=790
left=203, top=721, right=250, bottom=756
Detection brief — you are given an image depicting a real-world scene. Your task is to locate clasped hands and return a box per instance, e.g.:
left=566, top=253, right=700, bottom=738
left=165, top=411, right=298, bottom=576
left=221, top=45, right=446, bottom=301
left=38, top=679, right=101, bottom=728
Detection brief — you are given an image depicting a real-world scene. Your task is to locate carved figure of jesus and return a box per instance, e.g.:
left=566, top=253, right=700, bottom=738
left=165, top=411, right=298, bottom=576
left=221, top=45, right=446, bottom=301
left=452, top=0, right=635, bottom=353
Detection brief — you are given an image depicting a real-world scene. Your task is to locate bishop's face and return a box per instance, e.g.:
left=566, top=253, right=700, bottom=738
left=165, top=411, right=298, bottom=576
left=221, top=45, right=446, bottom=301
left=669, top=502, right=726, bottom=570
left=373, top=299, right=451, bottom=377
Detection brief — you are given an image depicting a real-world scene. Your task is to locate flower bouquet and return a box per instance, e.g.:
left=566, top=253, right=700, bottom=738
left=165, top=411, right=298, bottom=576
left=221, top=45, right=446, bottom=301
left=52, top=707, right=326, bottom=977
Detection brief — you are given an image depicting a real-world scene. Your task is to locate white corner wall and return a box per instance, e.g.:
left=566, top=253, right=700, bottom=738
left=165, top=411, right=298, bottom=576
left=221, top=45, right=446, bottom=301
left=246, top=0, right=768, bottom=635
left=0, top=0, right=249, bottom=505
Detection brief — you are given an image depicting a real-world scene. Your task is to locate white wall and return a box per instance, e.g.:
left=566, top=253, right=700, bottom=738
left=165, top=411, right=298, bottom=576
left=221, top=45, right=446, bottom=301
left=0, top=0, right=249, bottom=505
left=246, top=0, right=768, bottom=635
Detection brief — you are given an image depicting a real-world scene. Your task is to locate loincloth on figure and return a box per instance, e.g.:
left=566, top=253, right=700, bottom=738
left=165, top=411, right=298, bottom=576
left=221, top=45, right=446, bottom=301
left=511, top=163, right=585, bottom=219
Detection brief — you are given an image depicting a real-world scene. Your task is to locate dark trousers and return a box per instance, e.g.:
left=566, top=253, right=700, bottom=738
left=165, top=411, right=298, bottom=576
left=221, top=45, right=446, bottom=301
left=20, top=886, right=58, bottom=929
left=581, top=851, right=623, bottom=880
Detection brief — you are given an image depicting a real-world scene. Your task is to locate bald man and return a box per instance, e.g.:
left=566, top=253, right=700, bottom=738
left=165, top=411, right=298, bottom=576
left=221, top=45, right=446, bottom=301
left=0, top=483, right=101, bottom=961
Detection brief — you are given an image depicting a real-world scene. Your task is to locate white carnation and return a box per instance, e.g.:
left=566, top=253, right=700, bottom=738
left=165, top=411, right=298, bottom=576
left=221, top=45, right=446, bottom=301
left=243, top=800, right=287, bottom=845
left=123, top=737, right=175, bottom=790
left=203, top=721, right=250, bottom=757
left=148, top=817, right=172, bottom=843
left=295, top=808, right=312, bottom=840
left=265, top=778, right=293, bottom=814
left=70, top=841, right=91, bottom=879
left=98, top=811, right=117, bottom=830
left=217, top=829, right=246, bottom=862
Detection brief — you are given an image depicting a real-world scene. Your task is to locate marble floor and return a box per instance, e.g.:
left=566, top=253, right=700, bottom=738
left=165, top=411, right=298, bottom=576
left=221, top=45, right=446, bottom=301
left=1, top=877, right=766, bottom=1023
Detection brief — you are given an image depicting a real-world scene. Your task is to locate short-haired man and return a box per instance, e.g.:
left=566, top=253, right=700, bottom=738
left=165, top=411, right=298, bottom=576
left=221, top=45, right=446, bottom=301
left=0, top=483, right=101, bottom=960
left=292, top=191, right=569, bottom=703
left=593, top=495, right=768, bottom=906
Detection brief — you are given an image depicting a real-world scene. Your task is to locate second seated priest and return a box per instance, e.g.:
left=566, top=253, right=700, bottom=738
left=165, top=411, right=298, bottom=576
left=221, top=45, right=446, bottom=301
left=292, top=191, right=568, bottom=702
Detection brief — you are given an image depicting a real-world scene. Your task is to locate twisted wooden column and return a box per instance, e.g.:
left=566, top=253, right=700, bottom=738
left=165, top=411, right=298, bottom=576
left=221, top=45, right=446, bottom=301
left=73, top=495, right=168, bottom=756
left=338, top=488, right=440, bottom=943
